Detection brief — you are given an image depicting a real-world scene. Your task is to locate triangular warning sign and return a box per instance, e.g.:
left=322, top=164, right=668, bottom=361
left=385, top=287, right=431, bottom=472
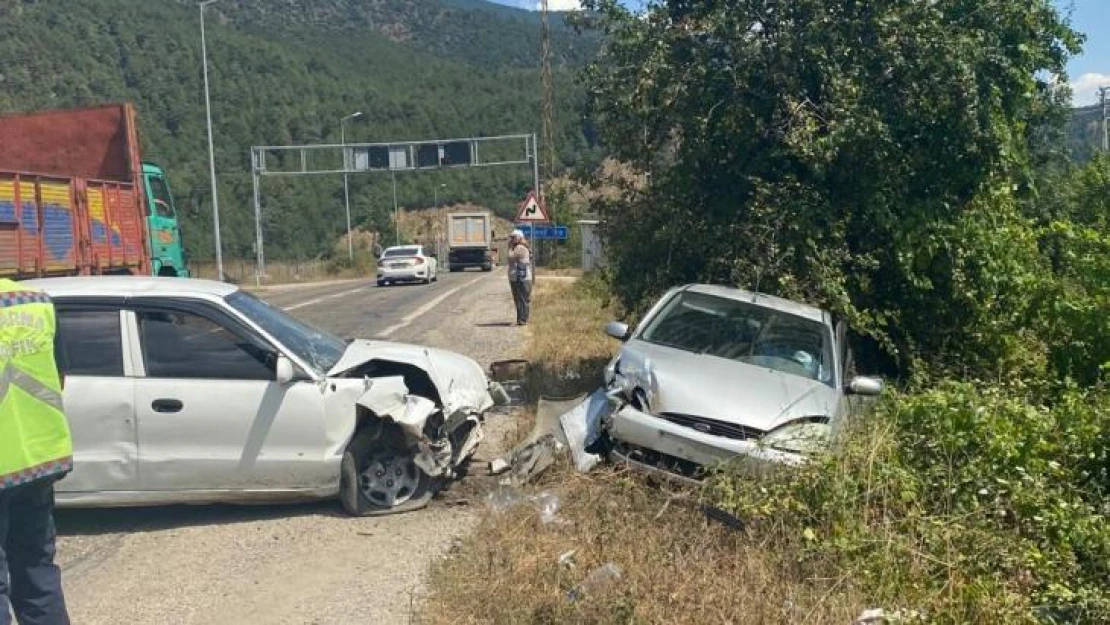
left=515, top=191, right=551, bottom=223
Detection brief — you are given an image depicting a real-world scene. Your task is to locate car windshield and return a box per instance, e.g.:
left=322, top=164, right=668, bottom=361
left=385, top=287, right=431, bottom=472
left=383, top=247, right=419, bottom=258
left=639, top=291, right=835, bottom=386
left=226, top=291, right=347, bottom=374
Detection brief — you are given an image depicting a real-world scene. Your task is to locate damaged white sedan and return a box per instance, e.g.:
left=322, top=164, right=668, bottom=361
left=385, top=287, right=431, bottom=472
left=31, top=277, right=505, bottom=516
left=601, top=284, right=883, bottom=482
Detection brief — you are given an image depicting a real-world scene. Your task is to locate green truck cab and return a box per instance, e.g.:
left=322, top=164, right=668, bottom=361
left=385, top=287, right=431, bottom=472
left=0, top=103, right=192, bottom=279
left=142, top=163, right=190, bottom=277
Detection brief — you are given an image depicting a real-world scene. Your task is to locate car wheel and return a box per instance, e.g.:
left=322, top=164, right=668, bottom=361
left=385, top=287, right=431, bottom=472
left=482, top=263, right=492, bottom=272
left=340, top=425, right=437, bottom=516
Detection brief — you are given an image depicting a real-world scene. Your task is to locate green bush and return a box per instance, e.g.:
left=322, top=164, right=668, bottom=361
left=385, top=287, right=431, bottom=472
left=706, top=384, right=1110, bottom=623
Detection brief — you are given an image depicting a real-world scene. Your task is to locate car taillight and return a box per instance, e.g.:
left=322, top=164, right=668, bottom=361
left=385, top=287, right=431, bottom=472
left=414, top=257, right=425, bottom=265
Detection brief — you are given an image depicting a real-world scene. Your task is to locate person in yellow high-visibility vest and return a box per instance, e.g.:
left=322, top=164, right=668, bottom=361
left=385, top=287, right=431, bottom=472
left=0, top=279, right=72, bottom=625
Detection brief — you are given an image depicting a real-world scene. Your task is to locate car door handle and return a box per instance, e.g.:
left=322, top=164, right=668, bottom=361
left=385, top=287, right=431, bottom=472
left=151, top=399, right=184, bottom=413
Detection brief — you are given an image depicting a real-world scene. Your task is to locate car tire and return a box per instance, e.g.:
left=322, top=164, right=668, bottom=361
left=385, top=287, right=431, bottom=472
left=482, top=263, right=492, bottom=272
left=340, top=425, right=437, bottom=517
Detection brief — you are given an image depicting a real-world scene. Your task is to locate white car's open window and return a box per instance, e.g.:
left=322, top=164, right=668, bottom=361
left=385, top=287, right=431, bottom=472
left=136, top=307, right=275, bottom=381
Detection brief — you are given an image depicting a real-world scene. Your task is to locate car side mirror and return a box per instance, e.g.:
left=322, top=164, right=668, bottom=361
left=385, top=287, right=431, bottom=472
left=846, top=376, right=883, bottom=396
left=276, top=355, right=296, bottom=385
left=605, top=321, right=630, bottom=341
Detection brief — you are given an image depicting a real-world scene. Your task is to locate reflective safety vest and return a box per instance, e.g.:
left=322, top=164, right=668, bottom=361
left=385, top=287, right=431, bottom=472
left=0, top=279, right=72, bottom=490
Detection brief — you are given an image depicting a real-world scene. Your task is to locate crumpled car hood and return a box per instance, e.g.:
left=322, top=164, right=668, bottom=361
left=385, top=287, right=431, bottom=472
left=615, top=340, right=841, bottom=432
left=329, top=339, right=494, bottom=416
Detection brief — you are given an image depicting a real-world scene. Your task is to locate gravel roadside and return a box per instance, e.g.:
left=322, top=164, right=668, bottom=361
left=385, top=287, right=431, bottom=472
left=55, top=273, right=524, bottom=625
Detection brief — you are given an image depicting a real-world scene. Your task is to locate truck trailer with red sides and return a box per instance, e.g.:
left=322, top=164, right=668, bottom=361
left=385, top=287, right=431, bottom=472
left=0, top=103, right=189, bottom=279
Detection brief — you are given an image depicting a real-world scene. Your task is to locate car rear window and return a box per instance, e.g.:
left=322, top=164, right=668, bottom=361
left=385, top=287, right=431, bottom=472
left=383, top=247, right=419, bottom=258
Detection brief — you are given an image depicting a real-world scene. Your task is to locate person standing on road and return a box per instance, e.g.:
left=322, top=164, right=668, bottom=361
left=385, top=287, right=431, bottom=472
left=507, top=230, right=533, bottom=326
left=0, top=280, right=73, bottom=625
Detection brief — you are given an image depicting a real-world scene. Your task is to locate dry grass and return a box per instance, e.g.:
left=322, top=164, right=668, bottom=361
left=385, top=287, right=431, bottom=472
left=422, top=468, right=865, bottom=624
left=190, top=259, right=374, bottom=285
left=534, top=267, right=585, bottom=278
left=420, top=277, right=867, bottom=625
left=522, top=277, right=618, bottom=401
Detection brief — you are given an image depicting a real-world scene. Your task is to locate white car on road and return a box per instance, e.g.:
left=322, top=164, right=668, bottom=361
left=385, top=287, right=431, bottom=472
left=32, top=277, right=505, bottom=515
left=377, top=245, right=438, bottom=286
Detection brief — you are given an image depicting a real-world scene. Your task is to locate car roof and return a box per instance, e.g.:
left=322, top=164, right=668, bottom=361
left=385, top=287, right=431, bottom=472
left=681, top=284, right=829, bottom=324
left=24, top=276, right=238, bottom=300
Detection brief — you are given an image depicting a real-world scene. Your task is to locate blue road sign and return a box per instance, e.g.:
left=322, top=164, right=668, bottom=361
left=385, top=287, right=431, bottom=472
left=515, top=224, right=568, bottom=240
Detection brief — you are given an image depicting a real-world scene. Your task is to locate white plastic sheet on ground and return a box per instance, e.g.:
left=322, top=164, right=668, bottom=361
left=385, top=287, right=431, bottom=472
left=557, top=388, right=610, bottom=472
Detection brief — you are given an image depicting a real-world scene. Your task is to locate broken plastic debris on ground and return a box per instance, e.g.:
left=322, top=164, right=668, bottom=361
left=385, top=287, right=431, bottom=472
left=485, top=487, right=564, bottom=525
left=487, top=387, right=615, bottom=484
left=567, top=562, right=622, bottom=603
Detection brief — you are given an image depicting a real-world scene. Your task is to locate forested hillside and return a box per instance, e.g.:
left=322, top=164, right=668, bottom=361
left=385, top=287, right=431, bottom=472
left=0, top=0, right=598, bottom=261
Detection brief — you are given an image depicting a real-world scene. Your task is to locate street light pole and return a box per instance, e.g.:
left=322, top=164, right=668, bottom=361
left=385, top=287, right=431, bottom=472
left=340, top=111, right=363, bottom=261
left=199, top=0, right=223, bottom=281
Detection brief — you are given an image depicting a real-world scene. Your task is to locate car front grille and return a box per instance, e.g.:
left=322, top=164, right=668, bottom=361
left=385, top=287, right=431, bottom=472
left=658, top=413, right=764, bottom=441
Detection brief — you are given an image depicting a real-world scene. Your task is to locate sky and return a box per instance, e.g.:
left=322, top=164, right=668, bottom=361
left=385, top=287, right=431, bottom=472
left=491, top=0, right=1108, bottom=107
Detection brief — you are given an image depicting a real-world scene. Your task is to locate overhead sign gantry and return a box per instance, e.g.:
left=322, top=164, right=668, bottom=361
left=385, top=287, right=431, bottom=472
left=250, top=133, right=541, bottom=283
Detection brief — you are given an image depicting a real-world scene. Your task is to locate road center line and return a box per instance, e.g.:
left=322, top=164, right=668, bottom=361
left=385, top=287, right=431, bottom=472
left=375, top=274, right=488, bottom=339
left=283, top=286, right=370, bottom=312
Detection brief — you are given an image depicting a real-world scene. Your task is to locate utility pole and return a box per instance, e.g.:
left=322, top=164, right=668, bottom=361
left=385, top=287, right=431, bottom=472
left=539, top=0, right=556, bottom=182
left=199, top=0, right=223, bottom=281
left=434, top=183, right=446, bottom=260
left=391, top=169, right=400, bottom=246
left=340, top=111, right=363, bottom=261
left=539, top=0, right=556, bottom=270
left=1099, top=86, right=1110, bottom=151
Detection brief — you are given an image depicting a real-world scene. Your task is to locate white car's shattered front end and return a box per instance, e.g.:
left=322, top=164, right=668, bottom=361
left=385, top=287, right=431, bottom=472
left=331, top=340, right=502, bottom=479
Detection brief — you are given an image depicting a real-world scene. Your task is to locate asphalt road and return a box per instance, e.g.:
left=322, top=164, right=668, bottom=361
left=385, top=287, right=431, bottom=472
left=52, top=269, right=526, bottom=625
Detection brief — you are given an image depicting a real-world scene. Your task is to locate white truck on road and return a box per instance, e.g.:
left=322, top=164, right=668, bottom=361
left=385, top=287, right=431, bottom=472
left=446, top=211, right=493, bottom=272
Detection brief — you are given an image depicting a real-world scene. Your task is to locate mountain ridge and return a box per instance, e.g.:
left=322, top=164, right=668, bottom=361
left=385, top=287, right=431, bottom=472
left=0, top=0, right=597, bottom=261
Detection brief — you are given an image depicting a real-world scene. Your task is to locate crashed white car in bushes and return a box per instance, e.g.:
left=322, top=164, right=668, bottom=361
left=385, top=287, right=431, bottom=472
left=601, top=284, right=882, bottom=481
left=31, top=277, right=506, bottom=515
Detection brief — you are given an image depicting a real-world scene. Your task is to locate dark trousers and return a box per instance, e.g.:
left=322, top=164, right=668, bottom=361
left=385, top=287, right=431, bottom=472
left=0, top=479, right=69, bottom=625
left=510, top=279, right=532, bottom=324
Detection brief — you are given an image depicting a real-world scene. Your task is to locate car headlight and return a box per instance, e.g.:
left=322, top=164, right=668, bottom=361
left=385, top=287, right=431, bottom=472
left=760, top=420, right=830, bottom=454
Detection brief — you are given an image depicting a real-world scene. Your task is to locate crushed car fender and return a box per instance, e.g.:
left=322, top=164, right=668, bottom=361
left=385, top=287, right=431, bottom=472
left=355, top=376, right=438, bottom=439
left=352, top=372, right=490, bottom=479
